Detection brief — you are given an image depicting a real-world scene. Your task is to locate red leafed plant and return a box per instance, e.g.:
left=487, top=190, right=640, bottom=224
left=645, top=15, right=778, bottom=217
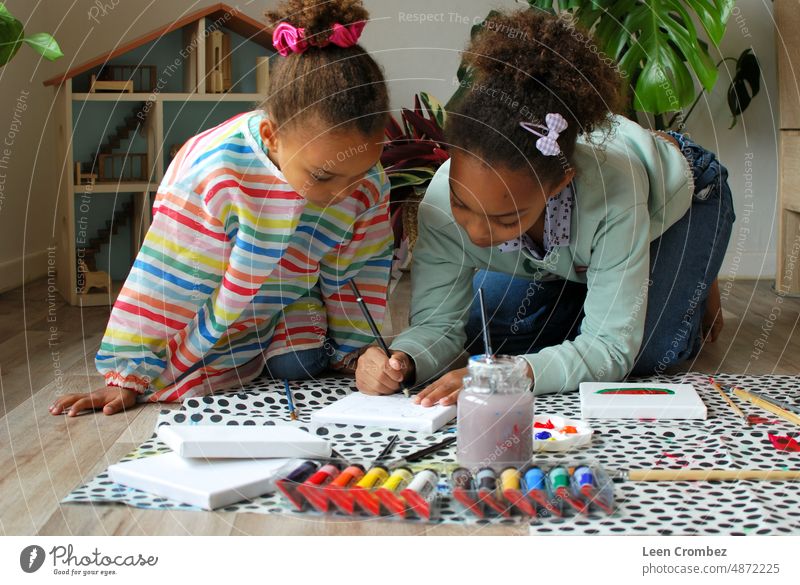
left=380, top=93, right=449, bottom=265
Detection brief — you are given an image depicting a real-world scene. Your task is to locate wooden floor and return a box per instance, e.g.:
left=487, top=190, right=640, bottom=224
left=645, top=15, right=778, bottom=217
left=0, top=276, right=798, bottom=535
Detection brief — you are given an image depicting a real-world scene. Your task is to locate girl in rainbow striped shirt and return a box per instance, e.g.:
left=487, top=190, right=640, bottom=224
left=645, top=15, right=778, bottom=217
left=51, top=0, right=393, bottom=416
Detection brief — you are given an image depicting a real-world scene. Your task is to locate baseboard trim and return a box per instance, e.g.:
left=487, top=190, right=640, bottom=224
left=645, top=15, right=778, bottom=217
left=0, top=248, right=52, bottom=294
left=721, top=250, right=776, bottom=281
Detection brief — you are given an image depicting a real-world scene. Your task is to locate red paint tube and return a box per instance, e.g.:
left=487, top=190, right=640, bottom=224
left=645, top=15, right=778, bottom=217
left=297, top=463, right=340, bottom=513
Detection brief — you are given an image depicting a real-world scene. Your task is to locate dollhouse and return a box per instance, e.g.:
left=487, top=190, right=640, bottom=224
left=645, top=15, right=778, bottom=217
left=44, top=3, right=274, bottom=306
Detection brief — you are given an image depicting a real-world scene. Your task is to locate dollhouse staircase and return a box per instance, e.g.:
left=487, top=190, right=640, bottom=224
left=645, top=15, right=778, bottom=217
left=77, top=200, right=135, bottom=272
left=88, top=101, right=152, bottom=176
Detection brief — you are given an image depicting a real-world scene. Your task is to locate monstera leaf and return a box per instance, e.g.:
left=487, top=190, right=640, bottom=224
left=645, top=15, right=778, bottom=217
left=528, top=0, right=734, bottom=114
left=727, top=48, right=760, bottom=128
left=0, top=3, right=62, bottom=67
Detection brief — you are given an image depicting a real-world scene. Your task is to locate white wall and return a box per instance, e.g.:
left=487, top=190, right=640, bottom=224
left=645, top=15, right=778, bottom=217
left=0, top=0, right=780, bottom=293
left=681, top=1, right=779, bottom=280
left=0, top=1, right=60, bottom=292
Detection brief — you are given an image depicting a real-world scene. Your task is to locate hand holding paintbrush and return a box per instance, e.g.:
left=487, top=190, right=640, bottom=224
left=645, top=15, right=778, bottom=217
left=348, top=279, right=413, bottom=397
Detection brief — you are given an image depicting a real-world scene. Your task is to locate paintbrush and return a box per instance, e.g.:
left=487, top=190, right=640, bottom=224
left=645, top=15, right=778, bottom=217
left=348, top=279, right=411, bottom=397
left=729, top=385, right=800, bottom=427
left=725, top=384, right=800, bottom=416
left=284, top=379, right=298, bottom=421
left=388, top=435, right=458, bottom=464
left=477, top=287, right=493, bottom=360
left=612, top=468, right=800, bottom=482
left=374, top=434, right=398, bottom=463
left=708, top=376, right=748, bottom=425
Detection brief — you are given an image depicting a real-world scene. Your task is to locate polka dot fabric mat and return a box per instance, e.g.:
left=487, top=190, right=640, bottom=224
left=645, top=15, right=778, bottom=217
left=62, top=372, right=800, bottom=534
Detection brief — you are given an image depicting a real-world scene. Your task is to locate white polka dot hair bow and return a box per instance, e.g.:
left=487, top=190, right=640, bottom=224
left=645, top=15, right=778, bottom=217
left=519, top=113, right=568, bottom=156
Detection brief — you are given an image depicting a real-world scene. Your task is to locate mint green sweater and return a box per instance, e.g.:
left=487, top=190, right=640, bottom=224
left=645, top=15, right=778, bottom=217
left=390, top=115, right=694, bottom=394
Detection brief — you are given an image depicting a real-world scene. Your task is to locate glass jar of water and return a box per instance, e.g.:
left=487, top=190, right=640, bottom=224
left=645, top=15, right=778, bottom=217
left=456, top=355, right=534, bottom=469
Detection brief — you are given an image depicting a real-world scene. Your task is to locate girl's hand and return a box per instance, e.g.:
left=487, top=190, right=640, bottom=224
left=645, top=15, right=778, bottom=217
left=355, top=347, right=413, bottom=395
left=49, top=386, right=139, bottom=417
left=414, top=368, right=469, bottom=407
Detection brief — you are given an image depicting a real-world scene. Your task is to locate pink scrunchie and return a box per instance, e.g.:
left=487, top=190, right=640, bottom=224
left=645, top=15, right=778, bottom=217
left=272, top=22, right=308, bottom=56
left=328, top=21, right=365, bottom=48
left=272, top=21, right=365, bottom=56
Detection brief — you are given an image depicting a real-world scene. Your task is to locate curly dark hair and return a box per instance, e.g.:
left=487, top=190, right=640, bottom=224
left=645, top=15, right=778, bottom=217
left=447, top=9, right=624, bottom=182
left=264, top=0, right=388, bottom=135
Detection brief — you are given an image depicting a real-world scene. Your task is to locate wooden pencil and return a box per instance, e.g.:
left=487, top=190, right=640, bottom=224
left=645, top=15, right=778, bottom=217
left=708, top=376, right=748, bottom=424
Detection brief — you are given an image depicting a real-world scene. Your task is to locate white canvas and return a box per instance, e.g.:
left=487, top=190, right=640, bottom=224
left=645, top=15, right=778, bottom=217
left=310, top=392, right=456, bottom=433
left=158, top=424, right=331, bottom=459
left=108, top=453, right=290, bottom=510
left=579, top=382, right=707, bottom=419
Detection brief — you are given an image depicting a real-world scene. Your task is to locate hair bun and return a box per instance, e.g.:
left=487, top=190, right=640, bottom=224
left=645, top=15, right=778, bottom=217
left=266, top=0, right=369, bottom=47
left=464, top=9, right=622, bottom=132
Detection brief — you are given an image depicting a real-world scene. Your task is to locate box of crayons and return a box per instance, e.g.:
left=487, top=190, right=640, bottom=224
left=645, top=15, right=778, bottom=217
left=274, top=459, right=614, bottom=522
left=450, top=463, right=615, bottom=520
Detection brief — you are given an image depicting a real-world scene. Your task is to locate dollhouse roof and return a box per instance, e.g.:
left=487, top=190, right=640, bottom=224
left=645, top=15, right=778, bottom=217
left=43, top=3, right=271, bottom=86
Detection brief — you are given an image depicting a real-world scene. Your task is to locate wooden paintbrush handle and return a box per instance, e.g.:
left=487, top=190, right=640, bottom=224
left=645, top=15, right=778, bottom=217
left=628, top=469, right=800, bottom=481
left=733, top=388, right=800, bottom=426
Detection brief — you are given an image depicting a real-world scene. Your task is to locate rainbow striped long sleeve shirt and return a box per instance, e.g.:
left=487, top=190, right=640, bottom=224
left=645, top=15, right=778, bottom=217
left=95, top=110, right=393, bottom=402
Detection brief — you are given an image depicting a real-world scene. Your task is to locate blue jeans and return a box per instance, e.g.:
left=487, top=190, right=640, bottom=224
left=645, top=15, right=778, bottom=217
left=465, top=132, right=736, bottom=376
left=263, top=346, right=330, bottom=380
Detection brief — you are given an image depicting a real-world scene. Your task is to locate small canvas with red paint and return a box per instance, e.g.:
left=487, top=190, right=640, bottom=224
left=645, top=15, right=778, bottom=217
left=579, top=382, right=707, bottom=420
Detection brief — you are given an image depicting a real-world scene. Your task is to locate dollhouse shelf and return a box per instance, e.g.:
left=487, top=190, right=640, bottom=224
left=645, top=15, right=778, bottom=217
left=45, top=3, right=274, bottom=307
left=73, top=92, right=264, bottom=102
left=74, top=182, right=157, bottom=194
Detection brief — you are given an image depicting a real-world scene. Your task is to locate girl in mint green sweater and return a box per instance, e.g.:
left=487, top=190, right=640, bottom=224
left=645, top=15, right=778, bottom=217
left=355, top=8, right=734, bottom=403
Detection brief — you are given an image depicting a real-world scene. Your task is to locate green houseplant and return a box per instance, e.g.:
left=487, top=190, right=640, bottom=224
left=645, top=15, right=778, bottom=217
left=381, top=92, right=449, bottom=266
left=0, top=2, right=62, bottom=67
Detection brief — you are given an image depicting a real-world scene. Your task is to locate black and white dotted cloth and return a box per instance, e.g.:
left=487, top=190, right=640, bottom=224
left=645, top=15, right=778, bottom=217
left=62, top=372, right=800, bottom=534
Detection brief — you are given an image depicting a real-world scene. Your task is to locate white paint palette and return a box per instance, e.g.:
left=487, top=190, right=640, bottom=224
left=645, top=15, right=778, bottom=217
left=532, top=414, right=593, bottom=452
